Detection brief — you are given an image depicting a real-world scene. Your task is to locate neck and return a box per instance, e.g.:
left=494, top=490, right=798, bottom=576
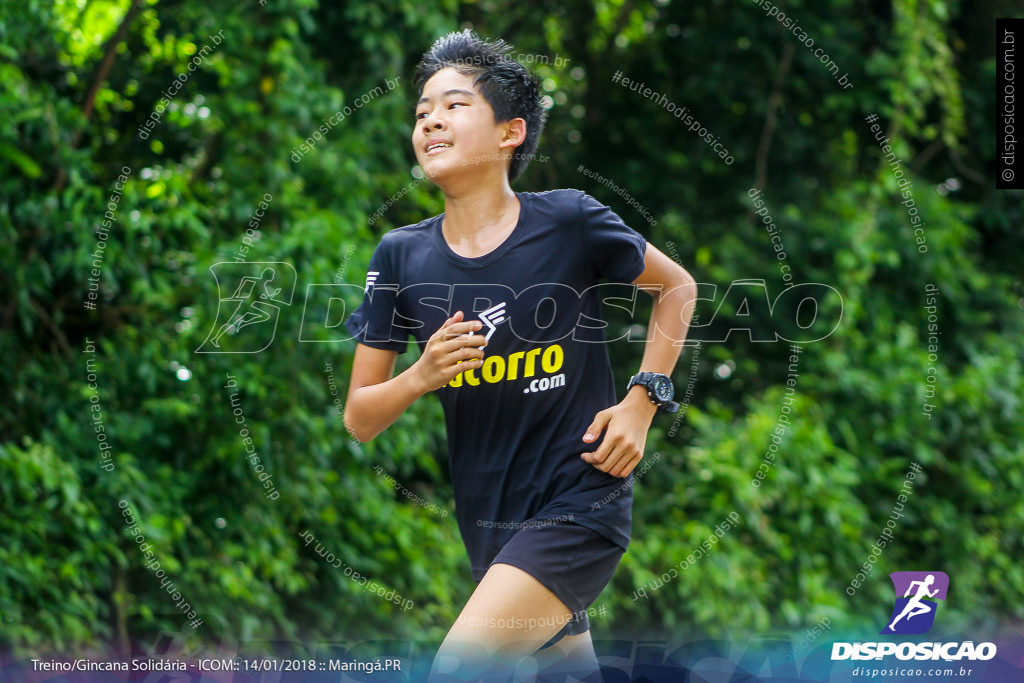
left=439, top=172, right=518, bottom=238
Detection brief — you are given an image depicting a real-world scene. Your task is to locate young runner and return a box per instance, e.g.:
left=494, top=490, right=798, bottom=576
left=343, top=29, right=696, bottom=682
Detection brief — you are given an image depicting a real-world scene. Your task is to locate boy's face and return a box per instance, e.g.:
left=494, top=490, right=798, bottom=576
left=412, top=67, right=522, bottom=183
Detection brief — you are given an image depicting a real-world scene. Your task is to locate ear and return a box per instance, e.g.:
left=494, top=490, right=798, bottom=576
left=498, top=117, right=527, bottom=149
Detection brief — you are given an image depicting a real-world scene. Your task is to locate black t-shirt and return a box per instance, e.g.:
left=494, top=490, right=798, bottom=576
left=343, top=188, right=648, bottom=579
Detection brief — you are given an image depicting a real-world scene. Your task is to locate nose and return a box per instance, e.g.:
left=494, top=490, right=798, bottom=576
left=420, top=109, right=445, bottom=135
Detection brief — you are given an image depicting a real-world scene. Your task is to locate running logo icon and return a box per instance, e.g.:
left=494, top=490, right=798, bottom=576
left=197, top=262, right=296, bottom=353
left=882, top=571, right=949, bottom=635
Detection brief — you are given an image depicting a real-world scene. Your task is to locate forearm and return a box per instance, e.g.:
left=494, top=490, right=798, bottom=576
left=344, top=367, right=427, bottom=442
left=625, top=278, right=697, bottom=406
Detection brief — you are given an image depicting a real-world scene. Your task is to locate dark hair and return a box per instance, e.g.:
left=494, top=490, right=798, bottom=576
left=413, top=29, right=547, bottom=182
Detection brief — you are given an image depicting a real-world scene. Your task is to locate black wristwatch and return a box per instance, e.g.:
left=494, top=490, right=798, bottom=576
left=626, top=372, right=680, bottom=413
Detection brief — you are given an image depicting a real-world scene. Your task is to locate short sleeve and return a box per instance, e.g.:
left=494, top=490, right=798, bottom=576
left=578, top=191, right=648, bottom=284
left=342, top=238, right=409, bottom=354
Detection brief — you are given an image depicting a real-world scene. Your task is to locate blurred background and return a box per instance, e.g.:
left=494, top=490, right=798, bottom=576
left=1, top=0, right=1022, bottom=667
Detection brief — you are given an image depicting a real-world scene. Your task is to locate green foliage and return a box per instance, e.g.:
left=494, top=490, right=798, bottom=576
left=1, top=0, right=1021, bottom=657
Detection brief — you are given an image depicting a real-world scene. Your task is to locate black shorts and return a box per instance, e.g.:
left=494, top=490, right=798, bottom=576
left=481, top=519, right=625, bottom=649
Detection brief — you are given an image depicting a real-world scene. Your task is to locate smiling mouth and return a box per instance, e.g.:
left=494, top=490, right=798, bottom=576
left=425, top=142, right=452, bottom=155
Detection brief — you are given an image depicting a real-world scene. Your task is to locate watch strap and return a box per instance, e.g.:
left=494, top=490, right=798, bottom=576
left=627, top=372, right=678, bottom=412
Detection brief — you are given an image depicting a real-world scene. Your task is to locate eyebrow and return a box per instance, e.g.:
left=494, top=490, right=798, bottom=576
left=416, top=88, right=477, bottom=106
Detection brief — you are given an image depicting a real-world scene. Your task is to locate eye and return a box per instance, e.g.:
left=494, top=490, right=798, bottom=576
left=449, top=102, right=467, bottom=109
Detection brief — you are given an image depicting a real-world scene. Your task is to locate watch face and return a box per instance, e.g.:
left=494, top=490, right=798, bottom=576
left=653, top=376, right=673, bottom=402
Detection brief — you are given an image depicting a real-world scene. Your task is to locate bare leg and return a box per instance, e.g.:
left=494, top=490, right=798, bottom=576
left=429, top=563, right=574, bottom=682
left=905, top=603, right=931, bottom=621
left=888, top=603, right=915, bottom=630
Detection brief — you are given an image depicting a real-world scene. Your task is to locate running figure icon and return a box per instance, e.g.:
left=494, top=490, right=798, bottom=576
left=886, top=574, right=939, bottom=632
left=210, top=267, right=282, bottom=348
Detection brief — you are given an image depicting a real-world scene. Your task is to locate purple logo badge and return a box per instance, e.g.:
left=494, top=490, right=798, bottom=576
left=881, top=571, right=949, bottom=635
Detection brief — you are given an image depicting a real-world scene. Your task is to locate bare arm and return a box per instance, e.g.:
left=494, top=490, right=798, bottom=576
left=626, top=241, right=698, bottom=405
left=343, top=343, right=424, bottom=443
left=581, top=241, right=697, bottom=477
left=343, top=311, right=487, bottom=442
